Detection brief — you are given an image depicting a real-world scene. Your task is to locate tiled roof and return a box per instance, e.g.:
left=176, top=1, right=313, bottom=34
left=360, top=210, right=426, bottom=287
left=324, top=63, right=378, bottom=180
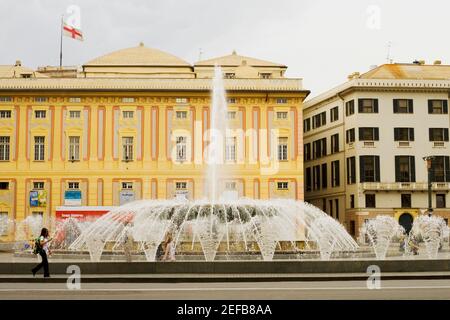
left=360, top=63, right=450, bottom=80
left=0, top=78, right=304, bottom=92
left=0, top=65, right=48, bottom=78
left=195, top=51, right=286, bottom=67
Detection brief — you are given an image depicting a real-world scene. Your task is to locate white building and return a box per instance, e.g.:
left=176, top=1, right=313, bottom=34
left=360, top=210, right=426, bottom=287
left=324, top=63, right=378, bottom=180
left=303, top=62, right=450, bottom=237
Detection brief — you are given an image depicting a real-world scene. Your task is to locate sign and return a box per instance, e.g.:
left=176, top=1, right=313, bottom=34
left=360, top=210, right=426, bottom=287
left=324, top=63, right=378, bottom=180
left=55, top=206, right=114, bottom=222
left=120, top=190, right=135, bottom=205
left=175, top=190, right=188, bottom=201
left=30, top=190, right=47, bottom=207
left=64, top=190, right=82, bottom=206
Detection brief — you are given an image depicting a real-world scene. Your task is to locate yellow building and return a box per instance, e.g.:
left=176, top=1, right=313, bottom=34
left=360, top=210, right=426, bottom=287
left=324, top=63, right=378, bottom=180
left=0, top=44, right=309, bottom=239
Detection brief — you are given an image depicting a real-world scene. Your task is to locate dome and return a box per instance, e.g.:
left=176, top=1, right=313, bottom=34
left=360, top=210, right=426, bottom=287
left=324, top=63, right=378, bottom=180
left=84, top=43, right=190, bottom=67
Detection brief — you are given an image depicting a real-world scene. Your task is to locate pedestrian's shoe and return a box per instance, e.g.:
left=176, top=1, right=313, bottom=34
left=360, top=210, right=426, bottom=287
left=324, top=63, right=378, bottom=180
left=44, top=275, right=50, bottom=278
left=31, top=269, right=36, bottom=277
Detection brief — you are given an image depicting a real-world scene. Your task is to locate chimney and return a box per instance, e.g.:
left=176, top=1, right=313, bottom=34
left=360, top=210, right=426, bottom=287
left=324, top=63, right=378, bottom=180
left=15, top=60, right=21, bottom=67
left=433, top=60, right=442, bottom=65
left=347, top=72, right=360, bottom=80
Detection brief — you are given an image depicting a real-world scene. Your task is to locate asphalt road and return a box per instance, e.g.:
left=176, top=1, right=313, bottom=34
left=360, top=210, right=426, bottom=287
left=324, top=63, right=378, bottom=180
left=1, top=279, right=450, bottom=299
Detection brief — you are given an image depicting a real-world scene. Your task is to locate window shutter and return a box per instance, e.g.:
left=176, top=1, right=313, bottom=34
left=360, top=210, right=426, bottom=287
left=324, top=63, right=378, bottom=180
left=409, top=128, right=415, bottom=141
left=393, top=99, right=398, bottom=113
left=375, top=156, right=380, bottom=182
left=444, top=129, right=449, bottom=142
left=394, top=128, right=399, bottom=141
left=352, top=158, right=356, bottom=184
left=429, top=128, right=433, bottom=141
left=445, top=157, right=450, bottom=182
left=373, top=99, right=379, bottom=113
left=358, top=99, right=363, bottom=113
left=358, top=128, right=363, bottom=141
left=374, top=128, right=379, bottom=141
left=395, top=156, right=400, bottom=182
left=428, top=100, right=433, bottom=114
left=336, top=161, right=340, bottom=186
left=408, top=99, right=414, bottom=113
left=410, top=156, right=416, bottom=182
left=443, top=100, right=448, bottom=114
left=322, top=163, right=327, bottom=189
left=359, top=156, right=365, bottom=183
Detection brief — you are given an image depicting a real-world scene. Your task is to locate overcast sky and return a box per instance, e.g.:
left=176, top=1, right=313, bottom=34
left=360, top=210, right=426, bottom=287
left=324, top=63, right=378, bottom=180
left=1, top=0, right=449, bottom=98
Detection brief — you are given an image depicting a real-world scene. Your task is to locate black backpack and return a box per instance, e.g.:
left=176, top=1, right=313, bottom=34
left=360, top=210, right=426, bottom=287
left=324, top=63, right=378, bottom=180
left=32, top=237, right=42, bottom=255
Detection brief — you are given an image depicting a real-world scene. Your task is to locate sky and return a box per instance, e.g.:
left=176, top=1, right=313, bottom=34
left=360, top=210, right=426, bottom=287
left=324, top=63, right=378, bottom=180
left=0, top=0, right=449, bottom=98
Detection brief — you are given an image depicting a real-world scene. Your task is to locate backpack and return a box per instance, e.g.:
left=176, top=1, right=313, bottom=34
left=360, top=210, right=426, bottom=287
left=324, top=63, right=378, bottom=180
left=32, top=237, right=42, bottom=255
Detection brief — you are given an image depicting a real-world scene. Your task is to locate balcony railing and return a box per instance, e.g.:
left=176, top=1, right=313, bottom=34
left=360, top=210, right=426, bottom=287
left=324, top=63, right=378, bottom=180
left=361, top=182, right=450, bottom=191
left=433, top=141, right=446, bottom=148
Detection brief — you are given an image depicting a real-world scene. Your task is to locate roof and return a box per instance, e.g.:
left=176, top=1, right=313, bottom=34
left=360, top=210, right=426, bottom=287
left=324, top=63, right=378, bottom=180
left=195, top=50, right=286, bottom=67
left=360, top=63, right=450, bottom=80
left=0, top=65, right=48, bottom=78
left=0, top=78, right=304, bottom=92
left=84, top=43, right=191, bottom=67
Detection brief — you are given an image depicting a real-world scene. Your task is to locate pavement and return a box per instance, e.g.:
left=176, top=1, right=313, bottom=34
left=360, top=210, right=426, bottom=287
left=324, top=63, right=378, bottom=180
left=1, top=279, right=450, bottom=299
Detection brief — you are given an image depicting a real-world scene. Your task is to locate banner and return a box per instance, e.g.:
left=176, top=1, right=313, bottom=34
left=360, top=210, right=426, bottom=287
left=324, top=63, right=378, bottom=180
left=64, top=190, right=82, bottom=206
left=120, top=190, right=135, bottom=205
left=30, top=190, right=47, bottom=207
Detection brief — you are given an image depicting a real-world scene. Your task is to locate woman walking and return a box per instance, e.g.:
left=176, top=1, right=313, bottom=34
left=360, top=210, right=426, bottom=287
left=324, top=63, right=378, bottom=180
left=31, top=228, right=52, bottom=278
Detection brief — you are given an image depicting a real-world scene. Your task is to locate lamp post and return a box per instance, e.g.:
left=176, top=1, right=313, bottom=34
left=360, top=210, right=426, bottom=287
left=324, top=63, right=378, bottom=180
left=423, top=156, right=435, bottom=217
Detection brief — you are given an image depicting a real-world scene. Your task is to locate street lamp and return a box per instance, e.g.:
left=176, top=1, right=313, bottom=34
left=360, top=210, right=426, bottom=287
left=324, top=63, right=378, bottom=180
left=423, top=156, right=435, bottom=217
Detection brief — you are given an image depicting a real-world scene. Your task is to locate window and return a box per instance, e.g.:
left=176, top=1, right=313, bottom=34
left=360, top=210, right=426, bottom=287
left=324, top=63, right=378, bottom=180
left=0, top=110, right=11, bottom=118
left=122, top=182, right=133, bottom=189
left=34, top=110, right=46, bottom=119
left=122, top=137, right=133, bottom=161
left=226, top=111, right=236, bottom=120
left=225, top=137, right=237, bottom=162
left=225, top=182, right=236, bottom=190
left=428, top=100, right=448, bottom=114
left=345, top=100, right=355, bottom=116
left=347, top=157, right=356, bottom=184
left=313, top=165, right=320, bottom=190
left=121, top=97, right=135, bottom=103
left=330, top=106, right=339, bottom=122
left=0, top=182, right=9, bottom=190
left=331, top=134, right=339, bottom=153
left=277, top=137, right=288, bottom=161
left=69, top=97, right=81, bottom=103
left=358, top=127, right=379, bottom=141
left=335, top=199, right=339, bottom=219
left=350, top=195, right=355, bottom=209
left=331, top=160, right=340, bottom=187
left=429, top=128, right=449, bottom=142
left=395, top=156, right=416, bottom=182
left=0, top=97, right=12, bottom=102
left=0, top=137, right=10, bottom=161
left=394, top=128, right=414, bottom=141
left=431, top=156, right=450, bottom=182
left=69, top=110, right=81, bottom=118
left=304, top=143, right=311, bottom=161
left=35, top=97, right=47, bottom=103
left=359, top=156, right=380, bottom=182
left=276, top=111, right=288, bottom=120
left=346, top=129, right=355, bottom=143
left=350, top=220, right=356, bottom=236
left=303, top=118, right=311, bottom=132
left=277, top=182, right=289, bottom=190
left=33, top=182, right=44, bottom=189
left=358, top=99, right=378, bottom=113
left=312, top=112, right=326, bottom=129
left=365, top=194, right=376, bottom=208
left=122, top=111, right=134, bottom=119
left=401, top=194, right=412, bottom=208
left=176, top=182, right=187, bottom=189
left=34, top=136, right=45, bottom=161
left=260, top=73, right=272, bottom=79
left=176, top=136, right=187, bottom=162
left=305, top=167, right=312, bottom=192
left=328, top=200, right=333, bottom=216
left=68, top=182, right=79, bottom=189
left=393, top=99, right=413, bottom=113
left=276, top=98, right=287, bottom=104
left=321, top=163, right=327, bottom=189
left=436, top=194, right=446, bottom=208
left=322, top=199, right=326, bottom=211
left=175, top=98, right=188, bottom=104
left=224, top=73, right=235, bottom=79
left=227, top=98, right=236, bottom=104
left=176, top=111, right=188, bottom=119
left=68, top=136, right=80, bottom=161
left=312, top=138, right=327, bottom=159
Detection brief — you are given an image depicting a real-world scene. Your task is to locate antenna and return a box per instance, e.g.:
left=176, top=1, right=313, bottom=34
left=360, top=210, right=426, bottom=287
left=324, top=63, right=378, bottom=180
left=386, top=41, right=393, bottom=64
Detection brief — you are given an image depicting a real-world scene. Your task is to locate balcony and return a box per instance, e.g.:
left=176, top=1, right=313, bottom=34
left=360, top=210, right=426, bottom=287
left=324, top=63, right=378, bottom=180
left=363, top=141, right=375, bottom=147
left=397, top=141, right=410, bottom=147
left=433, top=141, right=446, bottom=148
left=361, top=182, right=450, bottom=191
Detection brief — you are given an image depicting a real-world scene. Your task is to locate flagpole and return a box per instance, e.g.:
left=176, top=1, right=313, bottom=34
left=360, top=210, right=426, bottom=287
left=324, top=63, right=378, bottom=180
left=59, top=14, right=64, bottom=68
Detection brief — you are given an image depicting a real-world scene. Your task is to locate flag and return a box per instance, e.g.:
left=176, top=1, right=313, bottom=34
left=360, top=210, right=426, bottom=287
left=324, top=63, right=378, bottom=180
left=63, top=21, right=83, bottom=41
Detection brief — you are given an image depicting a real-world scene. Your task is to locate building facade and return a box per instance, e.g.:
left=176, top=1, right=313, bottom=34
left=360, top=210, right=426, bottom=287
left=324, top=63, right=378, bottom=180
left=0, top=44, right=309, bottom=239
left=303, top=62, right=450, bottom=237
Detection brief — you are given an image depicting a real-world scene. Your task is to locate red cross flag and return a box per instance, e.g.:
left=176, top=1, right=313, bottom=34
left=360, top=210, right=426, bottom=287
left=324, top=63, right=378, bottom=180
left=63, top=22, right=83, bottom=41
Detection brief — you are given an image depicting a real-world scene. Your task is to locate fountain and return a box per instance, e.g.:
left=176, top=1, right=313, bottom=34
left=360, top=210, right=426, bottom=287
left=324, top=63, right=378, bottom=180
left=409, top=215, right=447, bottom=259
left=360, top=216, right=405, bottom=260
